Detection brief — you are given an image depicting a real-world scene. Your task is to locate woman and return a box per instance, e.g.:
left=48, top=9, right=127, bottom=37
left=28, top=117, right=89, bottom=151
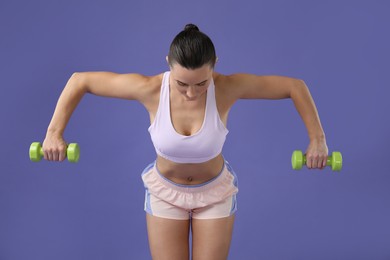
left=43, top=24, right=328, bottom=260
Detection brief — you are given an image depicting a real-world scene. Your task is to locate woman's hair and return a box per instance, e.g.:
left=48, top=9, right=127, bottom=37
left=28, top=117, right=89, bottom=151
left=168, top=24, right=217, bottom=69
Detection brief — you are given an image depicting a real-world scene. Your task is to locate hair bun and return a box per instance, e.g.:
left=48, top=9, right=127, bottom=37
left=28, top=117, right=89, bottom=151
left=184, top=24, right=200, bottom=32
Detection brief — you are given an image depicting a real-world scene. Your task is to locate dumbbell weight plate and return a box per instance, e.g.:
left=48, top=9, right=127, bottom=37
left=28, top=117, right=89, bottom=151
left=29, top=142, right=42, bottom=162
left=291, top=150, right=304, bottom=170
left=67, top=143, right=80, bottom=163
left=331, top=151, right=343, bottom=171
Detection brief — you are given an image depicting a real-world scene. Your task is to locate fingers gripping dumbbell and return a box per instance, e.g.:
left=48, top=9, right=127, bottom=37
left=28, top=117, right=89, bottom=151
left=29, top=142, right=80, bottom=162
left=291, top=150, right=342, bottom=171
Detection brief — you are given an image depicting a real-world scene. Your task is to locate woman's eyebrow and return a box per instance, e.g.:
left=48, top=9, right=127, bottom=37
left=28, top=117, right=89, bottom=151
left=176, top=79, right=208, bottom=85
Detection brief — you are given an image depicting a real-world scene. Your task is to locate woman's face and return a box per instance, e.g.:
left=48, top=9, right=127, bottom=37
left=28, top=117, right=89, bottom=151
left=169, top=63, right=213, bottom=101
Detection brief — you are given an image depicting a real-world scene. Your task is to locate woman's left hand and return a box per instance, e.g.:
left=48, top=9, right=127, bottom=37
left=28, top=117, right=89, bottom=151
left=305, top=138, right=329, bottom=169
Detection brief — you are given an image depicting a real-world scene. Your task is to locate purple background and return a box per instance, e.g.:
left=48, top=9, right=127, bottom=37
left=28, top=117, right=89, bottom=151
left=1, top=0, right=389, bottom=259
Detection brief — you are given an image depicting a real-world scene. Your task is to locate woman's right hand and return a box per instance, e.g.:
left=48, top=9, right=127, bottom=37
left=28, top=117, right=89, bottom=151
left=42, top=134, right=68, bottom=161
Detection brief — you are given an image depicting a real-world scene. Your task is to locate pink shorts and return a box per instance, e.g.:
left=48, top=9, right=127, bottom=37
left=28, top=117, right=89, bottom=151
left=141, top=160, right=238, bottom=220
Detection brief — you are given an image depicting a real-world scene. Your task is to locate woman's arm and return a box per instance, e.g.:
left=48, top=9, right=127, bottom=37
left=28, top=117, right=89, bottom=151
left=226, top=74, right=328, bottom=169
left=288, top=79, right=328, bottom=169
left=43, top=72, right=152, bottom=161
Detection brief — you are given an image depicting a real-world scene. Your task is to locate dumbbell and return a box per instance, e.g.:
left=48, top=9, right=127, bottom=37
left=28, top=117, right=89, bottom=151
left=291, top=150, right=342, bottom=171
left=29, top=142, right=80, bottom=163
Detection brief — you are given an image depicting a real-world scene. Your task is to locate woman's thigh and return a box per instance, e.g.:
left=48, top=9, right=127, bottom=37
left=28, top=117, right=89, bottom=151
left=191, top=214, right=235, bottom=260
left=146, top=213, right=191, bottom=260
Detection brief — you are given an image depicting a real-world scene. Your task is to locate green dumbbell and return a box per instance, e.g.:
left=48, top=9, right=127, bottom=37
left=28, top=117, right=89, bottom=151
left=29, top=142, right=80, bottom=163
left=291, top=150, right=342, bottom=171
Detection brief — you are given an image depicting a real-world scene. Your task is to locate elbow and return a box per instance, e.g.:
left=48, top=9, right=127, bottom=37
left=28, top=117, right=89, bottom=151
left=289, top=78, right=308, bottom=98
left=70, top=72, right=87, bottom=93
left=70, top=72, right=81, bottom=80
left=70, top=72, right=84, bottom=83
left=295, top=78, right=307, bottom=88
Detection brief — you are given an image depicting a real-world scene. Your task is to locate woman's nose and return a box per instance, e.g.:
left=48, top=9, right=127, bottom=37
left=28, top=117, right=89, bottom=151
left=187, top=86, right=197, bottom=97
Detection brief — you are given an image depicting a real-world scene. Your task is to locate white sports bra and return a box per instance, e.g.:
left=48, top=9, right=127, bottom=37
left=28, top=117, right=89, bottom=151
left=148, top=71, right=229, bottom=163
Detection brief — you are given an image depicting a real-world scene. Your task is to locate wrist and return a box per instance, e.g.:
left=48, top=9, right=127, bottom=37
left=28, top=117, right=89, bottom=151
left=46, top=127, right=64, bottom=138
left=309, top=133, right=326, bottom=143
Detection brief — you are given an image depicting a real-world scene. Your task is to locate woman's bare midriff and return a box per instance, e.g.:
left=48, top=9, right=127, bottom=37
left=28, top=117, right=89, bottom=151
left=155, top=153, right=225, bottom=185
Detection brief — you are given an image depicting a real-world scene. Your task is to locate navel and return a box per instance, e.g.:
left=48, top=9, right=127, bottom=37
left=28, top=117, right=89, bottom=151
left=187, top=176, right=193, bottom=182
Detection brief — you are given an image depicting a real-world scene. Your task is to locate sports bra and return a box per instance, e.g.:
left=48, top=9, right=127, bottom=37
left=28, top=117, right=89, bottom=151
left=148, top=71, right=229, bottom=163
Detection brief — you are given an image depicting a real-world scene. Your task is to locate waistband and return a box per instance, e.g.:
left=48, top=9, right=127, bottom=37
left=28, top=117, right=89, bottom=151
left=151, top=160, right=230, bottom=193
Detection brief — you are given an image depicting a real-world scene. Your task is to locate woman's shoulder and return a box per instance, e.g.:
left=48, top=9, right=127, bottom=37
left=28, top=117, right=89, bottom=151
left=135, top=72, right=164, bottom=96
left=213, top=72, right=237, bottom=89
left=213, top=72, right=239, bottom=108
left=136, top=72, right=165, bottom=107
left=147, top=72, right=164, bottom=88
left=213, top=72, right=247, bottom=87
left=213, top=72, right=240, bottom=96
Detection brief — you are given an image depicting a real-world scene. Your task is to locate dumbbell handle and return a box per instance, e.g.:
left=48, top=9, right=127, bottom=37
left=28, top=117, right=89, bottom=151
left=36, top=146, right=75, bottom=157
left=35, top=147, right=72, bottom=157
left=300, top=156, right=333, bottom=166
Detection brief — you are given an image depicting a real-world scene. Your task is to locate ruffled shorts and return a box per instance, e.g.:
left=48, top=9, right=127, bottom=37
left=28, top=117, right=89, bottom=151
left=141, top=160, right=239, bottom=220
